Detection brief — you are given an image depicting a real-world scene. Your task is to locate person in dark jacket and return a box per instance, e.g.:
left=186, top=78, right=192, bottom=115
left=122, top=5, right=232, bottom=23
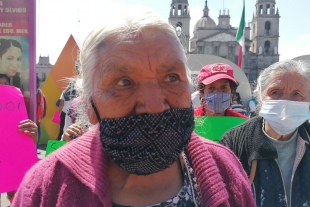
left=220, top=59, right=310, bottom=207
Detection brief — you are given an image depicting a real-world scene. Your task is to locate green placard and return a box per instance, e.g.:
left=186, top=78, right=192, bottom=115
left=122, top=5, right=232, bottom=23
left=45, top=140, right=67, bottom=157
left=194, top=116, right=247, bottom=142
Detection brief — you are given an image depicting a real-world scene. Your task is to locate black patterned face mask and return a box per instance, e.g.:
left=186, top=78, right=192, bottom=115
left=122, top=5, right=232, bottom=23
left=91, top=99, right=194, bottom=175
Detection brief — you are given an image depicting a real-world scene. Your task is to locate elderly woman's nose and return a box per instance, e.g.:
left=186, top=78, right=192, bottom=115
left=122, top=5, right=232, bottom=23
left=281, top=93, right=289, bottom=100
left=280, top=93, right=293, bottom=101
left=136, top=83, right=169, bottom=114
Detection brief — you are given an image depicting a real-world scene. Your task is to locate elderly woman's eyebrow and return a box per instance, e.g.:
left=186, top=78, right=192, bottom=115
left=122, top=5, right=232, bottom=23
left=156, top=60, right=185, bottom=73
left=101, top=61, right=135, bottom=74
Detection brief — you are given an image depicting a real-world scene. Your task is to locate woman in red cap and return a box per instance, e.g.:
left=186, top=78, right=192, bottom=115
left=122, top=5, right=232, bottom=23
left=194, top=63, right=247, bottom=118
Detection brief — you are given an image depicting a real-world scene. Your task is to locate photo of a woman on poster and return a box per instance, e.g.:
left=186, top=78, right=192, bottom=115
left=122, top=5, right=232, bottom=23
left=0, top=37, right=30, bottom=95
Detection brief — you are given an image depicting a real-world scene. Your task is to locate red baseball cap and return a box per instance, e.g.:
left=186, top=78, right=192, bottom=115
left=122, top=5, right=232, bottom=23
left=197, top=63, right=238, bottom=85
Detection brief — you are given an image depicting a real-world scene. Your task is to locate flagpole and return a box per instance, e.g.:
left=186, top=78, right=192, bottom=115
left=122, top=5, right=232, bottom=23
left=242, top=0, right=245, bottom=72
left=242, top=26, right=245, bottom=72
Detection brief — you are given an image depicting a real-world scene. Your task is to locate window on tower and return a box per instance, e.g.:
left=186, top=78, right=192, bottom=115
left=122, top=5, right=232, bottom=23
left=267, top=4, right=270, bottom=14
left=184, top=6, right=187, bottom=15
left=176, top=22, right=182, bottom=37
left=178, top=5, right=182, bottom=15
left=265, top=21, right=271, bottom=35
left=264, top=41, right=270, bottom=53
left=172, top=6, right=176, bottom=15
left=259, top=5, right=263, bottom=15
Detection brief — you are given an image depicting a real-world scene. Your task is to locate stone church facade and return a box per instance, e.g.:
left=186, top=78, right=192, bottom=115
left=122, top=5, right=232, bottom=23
left=168, top=0, right=280, bottom=82
left=36, top=56, right=53, bottom=82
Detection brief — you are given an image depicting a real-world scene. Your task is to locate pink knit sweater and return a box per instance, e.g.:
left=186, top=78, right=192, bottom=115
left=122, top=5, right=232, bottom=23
left=12, top=128, right=255, bottom=207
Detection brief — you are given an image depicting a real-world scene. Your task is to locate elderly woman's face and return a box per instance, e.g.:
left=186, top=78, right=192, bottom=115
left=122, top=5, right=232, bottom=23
left=0, top=46, right=22, bottom=77
left=91, top=32, right=191, bottom=119
left=263, top=71, right=310, bottom=102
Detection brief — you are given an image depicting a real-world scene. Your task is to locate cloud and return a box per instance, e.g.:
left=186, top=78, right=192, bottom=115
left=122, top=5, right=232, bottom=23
left=189, top=5, right=203, bottom=38
left=279, top=40, right=310, bottom=60
left=300, top=34, right=310, bottom=38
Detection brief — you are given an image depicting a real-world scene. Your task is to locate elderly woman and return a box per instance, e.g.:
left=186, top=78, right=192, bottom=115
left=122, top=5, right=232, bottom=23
left=12, top=8, right=255, bottom=207
left=220, top=59, right=310, bottom=206
left=194, top=63, right=247, bottom=118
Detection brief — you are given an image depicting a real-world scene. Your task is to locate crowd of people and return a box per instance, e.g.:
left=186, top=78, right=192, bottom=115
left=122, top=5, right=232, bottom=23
left=1, top=6, right=310, bottom=207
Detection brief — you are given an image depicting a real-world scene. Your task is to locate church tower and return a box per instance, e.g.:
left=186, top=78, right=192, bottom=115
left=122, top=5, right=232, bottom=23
left=168, top=0, right=191, bottom=53
left=251, top=0, right=280, bottom=57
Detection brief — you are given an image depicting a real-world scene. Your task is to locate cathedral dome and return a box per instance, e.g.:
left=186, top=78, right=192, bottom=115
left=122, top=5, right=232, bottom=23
left=194, top=16, right=216, bottom=31
left=256, top=0, right=275, bottom=3
left=172, top=0, right=188, bottom=3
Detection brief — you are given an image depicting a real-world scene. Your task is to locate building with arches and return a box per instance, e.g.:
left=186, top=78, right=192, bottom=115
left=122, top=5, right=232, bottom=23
left=168, top=0, right=280, bottom=82
left=36, top=56, right=53, bottom=82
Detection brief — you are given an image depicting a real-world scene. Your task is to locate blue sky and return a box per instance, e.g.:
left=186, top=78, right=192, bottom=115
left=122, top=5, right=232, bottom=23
left=37, top=0, right=310, bottom=64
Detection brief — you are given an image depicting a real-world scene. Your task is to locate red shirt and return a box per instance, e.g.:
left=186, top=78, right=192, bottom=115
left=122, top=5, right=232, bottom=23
left=194, top=105, right=248, bottom=119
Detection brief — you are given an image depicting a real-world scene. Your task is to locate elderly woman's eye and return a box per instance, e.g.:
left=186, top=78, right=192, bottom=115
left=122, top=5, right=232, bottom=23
left=117, top=78, right=132, bottom=86
left=165, top=74, right=179, bottom=82
left=293, top=91, right=301, bottom=96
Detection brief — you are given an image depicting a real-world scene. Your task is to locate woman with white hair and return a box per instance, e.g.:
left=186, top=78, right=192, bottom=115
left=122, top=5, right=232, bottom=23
left=12, top=7, right=254, bottom=207
left=220, top=59, right=310, bottom=206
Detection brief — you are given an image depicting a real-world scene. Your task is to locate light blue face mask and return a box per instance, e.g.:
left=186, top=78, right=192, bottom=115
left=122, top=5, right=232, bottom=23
left=259, top=100, right=310, bottom=135
left=204, top=92, right=231, bottom=114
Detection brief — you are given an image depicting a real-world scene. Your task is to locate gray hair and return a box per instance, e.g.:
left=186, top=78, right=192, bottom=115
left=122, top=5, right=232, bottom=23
left=255, top=59, right=310, bottom=104
left=75, top=6, right=190, bottom=107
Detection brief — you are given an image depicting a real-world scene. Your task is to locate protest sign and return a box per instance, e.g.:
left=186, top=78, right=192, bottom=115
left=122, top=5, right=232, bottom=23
left=0, top=85, right=37, bottom=193
left=0, top=0, right=37, bottom=121
left=194, top=116, right=247, bottom=142
left=45, top=140, right=67, bottom=157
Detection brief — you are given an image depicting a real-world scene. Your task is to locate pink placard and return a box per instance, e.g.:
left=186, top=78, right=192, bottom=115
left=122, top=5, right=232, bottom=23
left=52, top=111, right=61, bottom=124
left=0, top=85, right=38, bottom=193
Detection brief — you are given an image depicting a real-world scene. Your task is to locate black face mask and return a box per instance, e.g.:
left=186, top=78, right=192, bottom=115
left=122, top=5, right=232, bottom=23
left=91, top=99, right=194, bottom=175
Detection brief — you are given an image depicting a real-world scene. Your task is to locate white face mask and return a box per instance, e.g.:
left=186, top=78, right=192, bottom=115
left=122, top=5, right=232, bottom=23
left=259, top=100, right=310, bottom=135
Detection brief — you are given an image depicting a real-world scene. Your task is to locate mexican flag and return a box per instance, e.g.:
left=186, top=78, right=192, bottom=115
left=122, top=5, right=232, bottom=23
left=236, top=0, right=245, bottom=70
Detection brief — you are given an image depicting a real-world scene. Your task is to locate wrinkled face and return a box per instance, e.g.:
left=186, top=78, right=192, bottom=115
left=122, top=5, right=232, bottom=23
left=263, top=71, right=310, bottom=102
left=203, top=79, right=231, bottom=94
left=90, top=31, right=191, bottom=120
left=0, top=46, right=22, bottom=77
left=0, top=77, right=9, bottom=85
